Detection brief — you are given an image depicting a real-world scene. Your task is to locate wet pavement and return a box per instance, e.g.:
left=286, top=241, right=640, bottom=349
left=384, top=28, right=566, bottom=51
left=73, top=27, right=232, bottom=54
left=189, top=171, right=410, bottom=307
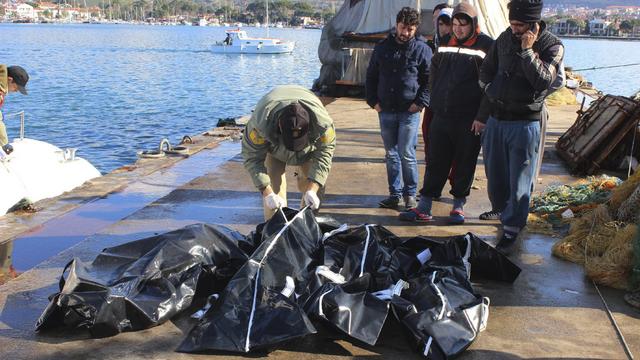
left=0, top=99, right=638, bottom=359
left=5, top=141, right=240, bottom=273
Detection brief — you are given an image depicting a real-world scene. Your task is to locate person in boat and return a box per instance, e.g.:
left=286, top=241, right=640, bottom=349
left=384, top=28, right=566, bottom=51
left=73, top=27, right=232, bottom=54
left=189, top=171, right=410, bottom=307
left=0, top=65, right=29, bottom=149
left=223, top=33, right=233, bottom=45
left=400, top=3, right=494, bottom=225
left=365, top=6, right=432, bottom=211
left=477, top=0, right=564, bottom=253
left=242, top=85, right=336, bottom=220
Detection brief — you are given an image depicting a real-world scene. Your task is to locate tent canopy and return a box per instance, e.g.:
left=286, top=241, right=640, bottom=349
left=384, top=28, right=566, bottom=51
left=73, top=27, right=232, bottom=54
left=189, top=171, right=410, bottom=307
left=314, top=0, right=510, bottom=93
left=338, top=0, right=509, bottom=38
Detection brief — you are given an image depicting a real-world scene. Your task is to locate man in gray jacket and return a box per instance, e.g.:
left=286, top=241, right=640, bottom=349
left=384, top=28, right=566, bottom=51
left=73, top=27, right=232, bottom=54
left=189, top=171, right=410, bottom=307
left=242, top=85, right=336, bottom=220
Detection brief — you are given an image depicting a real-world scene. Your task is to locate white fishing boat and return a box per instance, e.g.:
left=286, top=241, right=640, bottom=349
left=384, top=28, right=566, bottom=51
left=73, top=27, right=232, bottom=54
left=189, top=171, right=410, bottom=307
left=211, top=0, right=294, bottom=54
left=211, top=28, right=295, bottom=54
left=0, top=112, right=101, bottom=215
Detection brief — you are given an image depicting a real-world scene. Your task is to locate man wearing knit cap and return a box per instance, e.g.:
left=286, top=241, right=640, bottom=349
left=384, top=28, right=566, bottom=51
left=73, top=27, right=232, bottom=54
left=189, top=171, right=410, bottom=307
left=242, top=85, right=336, bottom=220
left=400, top=2, right=493, bottom=224
left=476, top=0, right=564, bottom=253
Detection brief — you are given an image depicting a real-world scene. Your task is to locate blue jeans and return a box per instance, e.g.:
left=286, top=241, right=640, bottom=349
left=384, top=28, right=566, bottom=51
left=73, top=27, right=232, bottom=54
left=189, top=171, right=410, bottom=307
left=482, top=116, right=541, bottom=229
left=379, top=111, right=420, bottom=198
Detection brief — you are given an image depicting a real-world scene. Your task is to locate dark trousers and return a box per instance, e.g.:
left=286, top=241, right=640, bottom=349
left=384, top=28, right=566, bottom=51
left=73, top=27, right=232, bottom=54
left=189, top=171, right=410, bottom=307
left=482, top=116, right=541, bottom=229
left=420, top=114, right=481, bottom=199
left=422, top=107, right=433, bottom=162
left=421, top=108, right=455, bottom=197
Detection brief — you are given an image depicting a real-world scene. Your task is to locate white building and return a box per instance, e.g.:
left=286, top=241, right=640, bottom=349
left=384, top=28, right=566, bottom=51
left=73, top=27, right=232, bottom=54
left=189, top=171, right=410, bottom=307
left=552, top=18, right=581, bottom=35
left=16, top=3, right=36, bottom=19
left=589, top=19, right=611, bottom=36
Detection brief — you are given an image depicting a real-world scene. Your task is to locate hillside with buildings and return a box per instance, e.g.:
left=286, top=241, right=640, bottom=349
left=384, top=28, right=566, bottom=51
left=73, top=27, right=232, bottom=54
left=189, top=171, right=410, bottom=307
left=0, top=0, right=338, bottom=25
left=543, top=3, right=640, bottom=38
left=547, top=0, right=640, bottom=7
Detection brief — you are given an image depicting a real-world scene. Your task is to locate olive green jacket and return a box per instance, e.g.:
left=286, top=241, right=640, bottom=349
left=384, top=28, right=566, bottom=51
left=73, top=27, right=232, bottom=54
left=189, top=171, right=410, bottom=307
left=0, top=65, right=8, bottom=146
left=242, top=85, right=336, bottom=189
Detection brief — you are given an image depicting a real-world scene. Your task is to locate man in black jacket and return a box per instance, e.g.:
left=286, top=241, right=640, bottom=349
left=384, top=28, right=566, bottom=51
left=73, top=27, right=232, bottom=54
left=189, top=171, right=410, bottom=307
left=366, top=7, right=432, bottom=211
left=477, top=0, right=564, bottom=252
left=400, top=2, right=493, bottom=224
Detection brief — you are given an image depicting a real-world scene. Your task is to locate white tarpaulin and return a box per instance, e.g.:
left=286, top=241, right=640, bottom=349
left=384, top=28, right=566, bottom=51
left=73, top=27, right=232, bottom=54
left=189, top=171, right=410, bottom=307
left=354, top=0, right=419, bottom=35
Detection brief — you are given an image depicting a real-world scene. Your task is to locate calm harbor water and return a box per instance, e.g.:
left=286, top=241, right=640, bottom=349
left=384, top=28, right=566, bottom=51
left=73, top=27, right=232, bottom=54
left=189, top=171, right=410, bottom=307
left=1, top=24, right=321, bottom=173
left=1, top=24, right=639, bottom=173
left=562, top=38, right=640, bottom=97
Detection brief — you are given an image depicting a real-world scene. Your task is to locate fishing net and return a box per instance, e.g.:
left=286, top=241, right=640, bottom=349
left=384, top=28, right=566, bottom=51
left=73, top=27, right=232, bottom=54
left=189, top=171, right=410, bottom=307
left=551, top=172, right=640, bottom=289
left=617, top=184, right=640, bottom=224
left=526, top=213, right=555, bottom=235
left=545, top=87, right=578, bottom=106
left=609, top=170, right=640, bottom=211
left=552, top=204, right=611, bottom=264
left=530, top=175, right=620, bottom=215
left=584, top=223, right=636, bottom=290
left=630, top=225, right=640, bottom=290
left=542, top=121, right=640, bottom=289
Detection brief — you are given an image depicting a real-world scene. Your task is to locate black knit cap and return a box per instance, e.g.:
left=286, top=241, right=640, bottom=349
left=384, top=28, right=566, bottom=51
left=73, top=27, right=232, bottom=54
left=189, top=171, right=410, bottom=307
left=508, top=0, right=543, bottom=23
left=7, top=66, right=29, bottom=95
left=278, top=103, right=310, bottom=152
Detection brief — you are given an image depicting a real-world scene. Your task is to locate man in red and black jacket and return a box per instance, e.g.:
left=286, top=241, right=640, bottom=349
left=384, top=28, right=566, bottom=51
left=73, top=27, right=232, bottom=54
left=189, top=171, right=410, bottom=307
left=400, top=2, right=493, bottom=224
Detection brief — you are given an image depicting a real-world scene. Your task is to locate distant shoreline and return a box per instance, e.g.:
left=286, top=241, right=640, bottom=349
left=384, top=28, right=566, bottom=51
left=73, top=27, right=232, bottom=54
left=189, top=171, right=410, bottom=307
left=558, top=34, right=640, bottom=42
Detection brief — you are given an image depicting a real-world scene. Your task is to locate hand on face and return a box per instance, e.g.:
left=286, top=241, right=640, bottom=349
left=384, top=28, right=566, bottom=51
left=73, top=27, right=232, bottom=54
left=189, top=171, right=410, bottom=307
left=520, top=22, right=539, bottom=50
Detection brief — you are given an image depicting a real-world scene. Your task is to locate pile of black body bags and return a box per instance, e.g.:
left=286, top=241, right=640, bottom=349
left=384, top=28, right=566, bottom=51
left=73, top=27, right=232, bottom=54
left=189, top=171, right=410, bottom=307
left=36, top=207, right=520, bottom=359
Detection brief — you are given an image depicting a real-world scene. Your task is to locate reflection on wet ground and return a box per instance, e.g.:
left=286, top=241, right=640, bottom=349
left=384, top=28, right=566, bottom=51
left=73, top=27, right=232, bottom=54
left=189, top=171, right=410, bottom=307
left=1, top=141, right=241, bottom=275
left=0, top=241, right=17, bottom=285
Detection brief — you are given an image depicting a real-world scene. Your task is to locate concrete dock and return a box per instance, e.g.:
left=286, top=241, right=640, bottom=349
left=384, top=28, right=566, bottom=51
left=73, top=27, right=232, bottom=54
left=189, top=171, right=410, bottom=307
left=0, top=98, right=638, bottom=359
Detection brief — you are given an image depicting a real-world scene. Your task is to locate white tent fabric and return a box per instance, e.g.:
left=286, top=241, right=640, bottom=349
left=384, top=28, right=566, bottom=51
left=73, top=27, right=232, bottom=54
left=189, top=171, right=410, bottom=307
left=314, top=0, right=510, bottom=91
left=354, top=0, right=419, bottom=35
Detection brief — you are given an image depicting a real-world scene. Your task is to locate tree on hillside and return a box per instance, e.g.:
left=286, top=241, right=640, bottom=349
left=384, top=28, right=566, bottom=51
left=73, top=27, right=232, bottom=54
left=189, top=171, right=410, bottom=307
left=132, top=0, right=148, bottom=19
left=544, top=16, right=557, bottom=27
left=247, top=1, right=266, bottom=23
left=317, top=7, right=335, bottom=23
left=293, top=1, right=314, bottom=17
left=567, top=18, right=585, bottom=34
left=271, top=0, right=293, bottom=23
left=621, top=20, right=634, bottom=33
left=152, top=0, right=170, bottom=18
